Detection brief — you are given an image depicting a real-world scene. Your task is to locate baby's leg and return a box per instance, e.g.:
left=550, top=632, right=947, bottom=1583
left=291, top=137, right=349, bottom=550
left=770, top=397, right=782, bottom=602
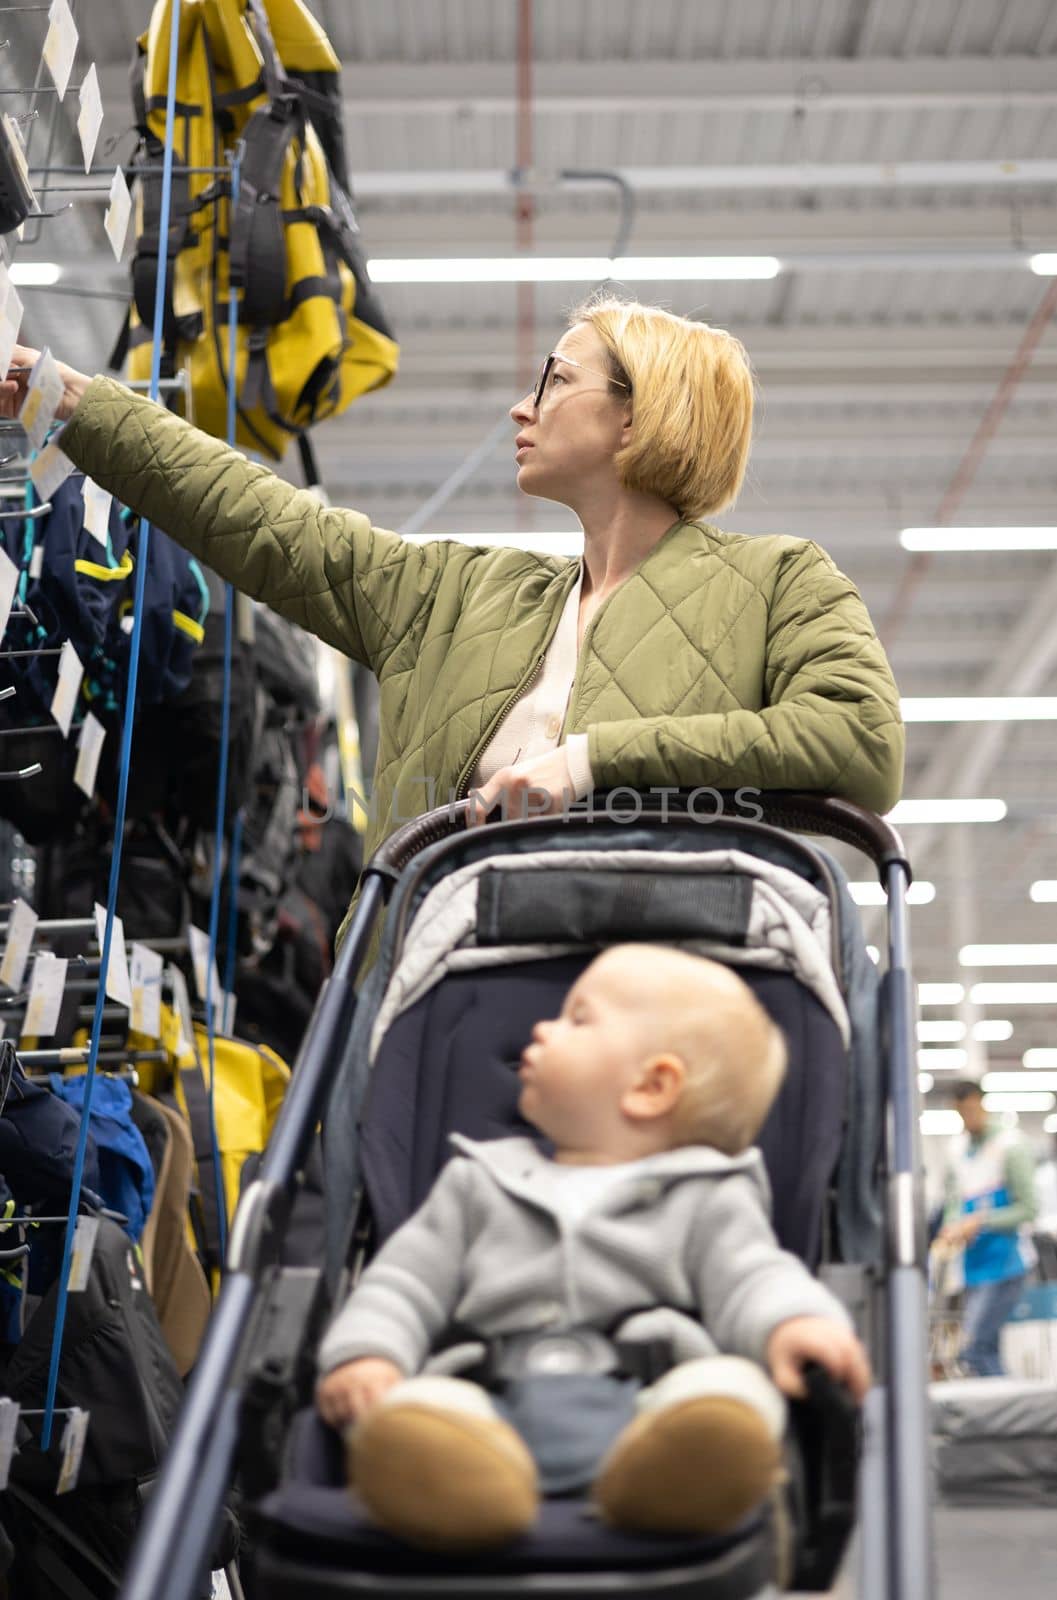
left=592, top=1356, right=786, bottom=1535
left=350, top=1374, right=538, bottom=1550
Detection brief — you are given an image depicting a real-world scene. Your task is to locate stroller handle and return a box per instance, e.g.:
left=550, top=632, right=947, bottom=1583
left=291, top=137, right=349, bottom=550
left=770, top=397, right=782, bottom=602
left=366, top=789, right=911, bottom=887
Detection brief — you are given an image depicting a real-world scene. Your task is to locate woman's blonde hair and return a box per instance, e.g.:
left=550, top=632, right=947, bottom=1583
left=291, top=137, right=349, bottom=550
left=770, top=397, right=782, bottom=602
left=568, top=294, right=755, bottom=520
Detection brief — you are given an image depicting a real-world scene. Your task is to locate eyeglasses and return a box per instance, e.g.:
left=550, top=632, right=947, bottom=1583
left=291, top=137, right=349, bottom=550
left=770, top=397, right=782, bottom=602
left=532, top=353, right=630, bottom=411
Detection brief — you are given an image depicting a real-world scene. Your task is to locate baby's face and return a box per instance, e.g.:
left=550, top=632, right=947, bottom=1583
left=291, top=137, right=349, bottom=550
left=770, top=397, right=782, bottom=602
left=517, top=954, right=649, bottom=1148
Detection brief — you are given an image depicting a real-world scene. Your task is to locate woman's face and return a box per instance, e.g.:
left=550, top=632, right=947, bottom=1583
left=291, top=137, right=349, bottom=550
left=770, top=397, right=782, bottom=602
left=509, top=323, right=630, bottom=509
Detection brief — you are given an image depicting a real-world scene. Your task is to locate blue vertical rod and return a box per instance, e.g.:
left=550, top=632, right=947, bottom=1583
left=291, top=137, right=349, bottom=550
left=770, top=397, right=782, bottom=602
left=41, top=0, right=185, bottom=1450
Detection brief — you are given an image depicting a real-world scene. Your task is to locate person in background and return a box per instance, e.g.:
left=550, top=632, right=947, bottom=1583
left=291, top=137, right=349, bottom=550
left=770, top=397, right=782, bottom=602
left=939, top=1080, right=1037, bottom=1377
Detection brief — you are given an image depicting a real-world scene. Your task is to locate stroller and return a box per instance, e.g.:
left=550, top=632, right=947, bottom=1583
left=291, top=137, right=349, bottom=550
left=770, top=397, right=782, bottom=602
left=117, top=791, right=935, bottom=1600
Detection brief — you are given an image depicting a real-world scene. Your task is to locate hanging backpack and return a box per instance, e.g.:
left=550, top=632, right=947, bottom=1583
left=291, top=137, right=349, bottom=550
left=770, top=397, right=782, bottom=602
left=120, top=0, right=399, bottom=462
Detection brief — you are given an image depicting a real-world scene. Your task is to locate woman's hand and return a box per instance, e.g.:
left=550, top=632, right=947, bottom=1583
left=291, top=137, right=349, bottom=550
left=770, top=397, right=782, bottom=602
left=315, top=1356, right=406, bottom=1428
left=766, top=1315, right=872, bottom=1404
left=466, top=746, right=575, bottom=829
left=0, top=343, right=92, bottom=424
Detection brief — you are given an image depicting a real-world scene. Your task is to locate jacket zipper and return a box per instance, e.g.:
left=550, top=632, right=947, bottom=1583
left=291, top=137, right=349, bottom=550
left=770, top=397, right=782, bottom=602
left=454, top=651, right=546, bottom=801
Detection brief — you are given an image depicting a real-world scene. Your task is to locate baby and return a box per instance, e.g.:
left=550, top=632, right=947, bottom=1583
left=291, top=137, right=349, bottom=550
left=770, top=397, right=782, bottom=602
left=316, top=945, right=870, bottom=1551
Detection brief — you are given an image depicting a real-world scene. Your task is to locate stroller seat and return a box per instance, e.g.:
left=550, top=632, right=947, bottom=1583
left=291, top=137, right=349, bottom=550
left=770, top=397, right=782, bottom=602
left=250, top=1407, right=773, bottom=1597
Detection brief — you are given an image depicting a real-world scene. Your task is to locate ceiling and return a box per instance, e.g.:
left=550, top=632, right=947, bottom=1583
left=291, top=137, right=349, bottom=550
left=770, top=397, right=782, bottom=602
left=4, top=0, right=1057, bottom=1126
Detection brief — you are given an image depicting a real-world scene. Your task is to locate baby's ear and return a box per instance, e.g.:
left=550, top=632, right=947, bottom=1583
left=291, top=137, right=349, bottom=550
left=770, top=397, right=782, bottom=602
left=623, top=1054, right=685, bottom=1121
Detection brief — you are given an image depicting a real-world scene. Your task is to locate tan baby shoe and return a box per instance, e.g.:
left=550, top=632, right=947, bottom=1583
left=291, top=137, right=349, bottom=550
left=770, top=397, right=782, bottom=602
left=349, top=1375, right=539, bottom=1551
left=592, top=1356, right=786, bottom=1535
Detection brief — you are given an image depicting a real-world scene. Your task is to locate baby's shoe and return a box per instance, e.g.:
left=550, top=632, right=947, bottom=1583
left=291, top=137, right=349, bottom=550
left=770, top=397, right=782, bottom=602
left=349, top=1375, right=539, bottom=1550
left=592, top=1356, right=786, bottom=1535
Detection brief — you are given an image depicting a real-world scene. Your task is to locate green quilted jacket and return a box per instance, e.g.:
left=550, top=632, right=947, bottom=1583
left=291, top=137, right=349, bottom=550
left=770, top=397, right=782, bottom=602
left=62, top=379, right=904, bottom=952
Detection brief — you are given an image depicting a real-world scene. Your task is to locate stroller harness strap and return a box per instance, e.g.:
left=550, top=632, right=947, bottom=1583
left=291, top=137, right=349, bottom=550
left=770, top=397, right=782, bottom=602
left=460, top=1325, right=678, bottom=1388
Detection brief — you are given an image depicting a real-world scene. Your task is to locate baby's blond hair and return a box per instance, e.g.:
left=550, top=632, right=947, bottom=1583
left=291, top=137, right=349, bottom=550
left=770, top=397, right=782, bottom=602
left=597, top=945, right=787, bottom=1155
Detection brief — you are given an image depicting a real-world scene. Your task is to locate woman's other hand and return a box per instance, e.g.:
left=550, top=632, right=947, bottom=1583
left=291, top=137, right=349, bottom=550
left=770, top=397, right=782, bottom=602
left=0, top=343, right=92, bottom=423
left=466, top=746, right=575, bottom=829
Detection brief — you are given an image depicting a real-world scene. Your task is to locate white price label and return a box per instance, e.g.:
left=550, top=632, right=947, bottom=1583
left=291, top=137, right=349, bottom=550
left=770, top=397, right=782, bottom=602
left=67, top=1214, right=99, bottom=1293
left=188, top=924, right=222, bottom=1010
left=74, top=711, right=105, bottom=799
left=168, top=962, right=196, bottom=1060
left=129, top=942, right=163, bottom=1038
left=0, top=1398, right=20, bottom=1492
left=222, top=990, right=237, bottom=1037
left=77, top=62, right=103, bottom=173
left=0, top=280, right=24, bottom=387
left=49, top=639, right=83, bottom=737
left=56, top=1406, right=89, bottom=1495
left=21, top=348, right=64, bottom=451
left=94, top=903, right=132, bottom=1009
left=29, top=438, right=76, bottom=500
left=0, top=259, right=10, bottom=315
left=0, top=546, right=17, bottom=640
left=22, top=950, right=67, bottom=1038
left=81, top=477, right=113, bottom=547
left=43, top=0, right=78, bottom=102
left=0, top=897, right=38, bottom=994
left=104, top=167, right=132, bottom=262
left=210, top=1571, right=234, bottom=1600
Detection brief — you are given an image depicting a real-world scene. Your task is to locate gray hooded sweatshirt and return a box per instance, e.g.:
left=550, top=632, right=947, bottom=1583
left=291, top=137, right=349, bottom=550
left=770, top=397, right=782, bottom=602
left=318, top=1136, right=850, bottom=1379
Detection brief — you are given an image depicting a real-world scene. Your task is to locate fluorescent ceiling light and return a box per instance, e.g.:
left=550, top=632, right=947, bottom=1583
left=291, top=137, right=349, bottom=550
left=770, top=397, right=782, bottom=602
left=7, top=261, right=61, bottom=286
left=919, top=983, right=965, bottom=1005
left=886, top=799, right=1006, bottom=825
left=921, top=1110, right=963, bottom=1135
left=960, top=944, right=1057, bottom=966
left=970, top=982, right=1057, bottom=1004
left=983, top=1091, right=1056, bottom=1112
left=984, top=1071, right=1057, bottom=1092
left=1030, top=881, right=1057, bottom=902
left=918, top=1072, right=934, bottom=1093
left=918, top=1020, right=966, bottom=1042
left=1024, top=1049, right=1057, bottom=1069
left=404, top=531, right=583, bottom=556
left=367, top=255, right=781, bottom=284
left=1030, top=254, right=1057, bottom=275
left=918, top=1048, right=968, bottom=1070
left=900, top=527, right=1057, bottom=551
left=974, top=1020, right=1013, bottom=1042
left=848, top=880, right=935, bottom=905
left=901, top=698, right=1057, bottom=722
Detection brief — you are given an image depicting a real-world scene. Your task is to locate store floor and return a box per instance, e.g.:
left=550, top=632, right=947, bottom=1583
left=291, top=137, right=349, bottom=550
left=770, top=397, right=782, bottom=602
left=812, top=1504, right=1057, bottom=1598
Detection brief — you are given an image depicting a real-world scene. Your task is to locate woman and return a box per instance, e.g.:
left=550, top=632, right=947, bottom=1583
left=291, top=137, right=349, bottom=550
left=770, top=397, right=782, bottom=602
left=1, top=297, right=903, bottom=951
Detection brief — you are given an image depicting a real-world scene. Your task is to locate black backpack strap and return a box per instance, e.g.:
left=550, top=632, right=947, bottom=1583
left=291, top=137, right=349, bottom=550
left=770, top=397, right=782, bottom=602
left=243, top=0, right=290, bottom=103
left=229, top=102, right=297, bottom=323
left=176, top=1047, right=227, bottom=1271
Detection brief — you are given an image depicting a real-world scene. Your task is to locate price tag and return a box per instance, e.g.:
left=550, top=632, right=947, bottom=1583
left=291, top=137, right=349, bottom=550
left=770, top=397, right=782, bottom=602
left=222, top=991, right=237, bottom=1037
left=94, top=903, right=132, bottom=1008
left=81, top=477, right=112, bottom=547
left=188, top=924, right=222, bottom=1010
left=22, top=951, right=67, bottom=1038
left=28, top=543, right=43, bottom=580
left=0, top=278, right=24, bottom=382
left=130, top=942, right=163, bottom=1038
left=43, top=0, right=78, bottom=102
left=104, top=167, right=132, bottom=262
left=210, top=1570, right=234, bottom=1600
left=0, top=897, right=38, bottom=994
left=67, top=1214, right=99, bottom=1293
left=21, top=348, right=64, bottom=451
left=74, top=711, right=105, bottom=799
left=50, top=639, right=83, bottom=736
left=29, top=438, right=76, bottom=500
left=0, top=546, right=17, bottom=640
left=0, top=1398, right=20, bottom=1492
left=168, top=962, right=196, bottom=1060
left=77, top=62, right=103, bottom=173
left=56, top=1406, right=89, bottom=1495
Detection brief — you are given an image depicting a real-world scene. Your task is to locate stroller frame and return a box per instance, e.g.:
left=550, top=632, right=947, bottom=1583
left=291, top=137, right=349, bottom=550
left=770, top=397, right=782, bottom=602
left=116, top=791, right=934, bottom=1600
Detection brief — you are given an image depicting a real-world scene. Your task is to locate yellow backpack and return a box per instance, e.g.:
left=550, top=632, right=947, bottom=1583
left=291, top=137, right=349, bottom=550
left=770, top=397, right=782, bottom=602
left=120, top=0, right=398, bottom=462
